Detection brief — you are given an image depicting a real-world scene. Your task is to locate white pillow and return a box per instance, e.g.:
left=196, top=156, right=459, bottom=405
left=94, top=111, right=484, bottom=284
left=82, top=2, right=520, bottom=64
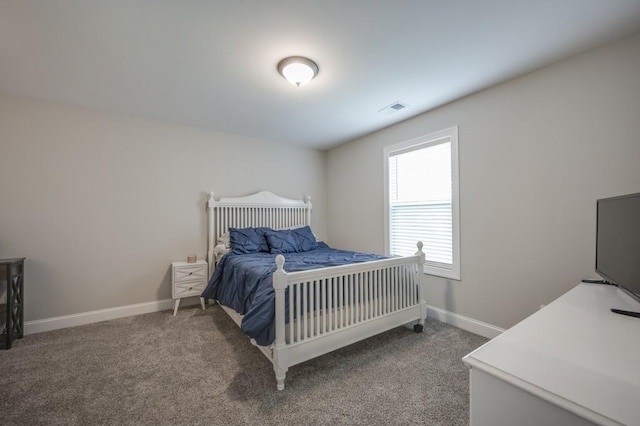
left=217, top=232, right=230, bottom=248
left=213, top=243, right=230, bottom=263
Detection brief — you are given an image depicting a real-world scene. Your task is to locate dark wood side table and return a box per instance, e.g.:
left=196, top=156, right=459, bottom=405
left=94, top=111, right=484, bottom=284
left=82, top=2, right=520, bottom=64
left=1, top=258, right=25, bottom=349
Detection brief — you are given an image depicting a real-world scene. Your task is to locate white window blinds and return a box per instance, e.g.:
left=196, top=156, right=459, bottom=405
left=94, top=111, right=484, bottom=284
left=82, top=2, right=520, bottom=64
left=389, top=201, right=453, bottom=265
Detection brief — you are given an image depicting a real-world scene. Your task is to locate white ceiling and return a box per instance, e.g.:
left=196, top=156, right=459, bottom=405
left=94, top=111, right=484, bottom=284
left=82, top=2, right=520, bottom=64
left=2, top=1, right=640, bottom=150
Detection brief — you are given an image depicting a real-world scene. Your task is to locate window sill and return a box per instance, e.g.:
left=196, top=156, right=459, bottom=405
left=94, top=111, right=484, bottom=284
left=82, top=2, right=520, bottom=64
left=424, top=265, right=460, bottom=281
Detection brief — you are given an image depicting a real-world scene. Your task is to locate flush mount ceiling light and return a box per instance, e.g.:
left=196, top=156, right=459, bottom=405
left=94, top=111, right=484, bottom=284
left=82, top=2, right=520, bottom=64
left=277, top=56, right=319, bottom=87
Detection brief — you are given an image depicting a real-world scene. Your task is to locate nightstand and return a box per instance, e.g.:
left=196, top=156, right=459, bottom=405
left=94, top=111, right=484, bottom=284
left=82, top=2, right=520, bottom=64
left=171, top=260, right=207, bottom=316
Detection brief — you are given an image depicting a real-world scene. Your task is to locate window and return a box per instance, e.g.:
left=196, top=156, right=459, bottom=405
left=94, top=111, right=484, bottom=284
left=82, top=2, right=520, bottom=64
left=384, top=126, right=460, bottom=280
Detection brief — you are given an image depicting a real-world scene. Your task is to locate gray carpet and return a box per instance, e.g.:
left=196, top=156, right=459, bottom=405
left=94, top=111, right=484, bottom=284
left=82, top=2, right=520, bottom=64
left=0, top=305, right=487, bottom=426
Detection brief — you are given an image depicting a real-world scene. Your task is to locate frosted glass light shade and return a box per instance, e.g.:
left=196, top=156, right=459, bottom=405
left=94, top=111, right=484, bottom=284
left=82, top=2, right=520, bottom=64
left=277, top=56, right=319, bottom=87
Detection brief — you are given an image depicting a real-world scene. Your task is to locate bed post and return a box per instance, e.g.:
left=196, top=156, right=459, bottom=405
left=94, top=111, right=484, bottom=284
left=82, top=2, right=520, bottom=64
left=207, top=192, right=215, bottom=277
left=305, top=196, right=312, bottom=226
left=415, top=241, right=427, bottom=333
left=272, top=255, right=289, bottom=390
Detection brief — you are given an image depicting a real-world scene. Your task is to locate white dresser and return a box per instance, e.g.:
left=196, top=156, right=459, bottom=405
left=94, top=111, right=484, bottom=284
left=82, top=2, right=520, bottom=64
left=171, top=260, right=207, bottom=316
left=463, top=283, right=640, bottom=426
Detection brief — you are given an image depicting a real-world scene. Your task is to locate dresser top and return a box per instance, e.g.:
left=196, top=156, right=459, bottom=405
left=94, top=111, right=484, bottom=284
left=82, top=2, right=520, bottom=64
left=463, top=283, right=640, bottom=426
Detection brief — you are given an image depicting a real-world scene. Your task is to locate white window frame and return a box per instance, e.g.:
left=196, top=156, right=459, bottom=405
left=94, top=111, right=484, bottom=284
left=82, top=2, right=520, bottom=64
left=383, top=126, right=460, bottom=280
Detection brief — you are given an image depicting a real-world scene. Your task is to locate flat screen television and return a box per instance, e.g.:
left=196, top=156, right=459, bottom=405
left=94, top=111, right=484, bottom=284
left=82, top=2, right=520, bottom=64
left=596, top=192, right=640, bottom=308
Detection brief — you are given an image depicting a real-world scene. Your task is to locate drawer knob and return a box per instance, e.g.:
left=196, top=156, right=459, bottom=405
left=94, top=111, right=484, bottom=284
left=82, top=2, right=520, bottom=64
left=189, top=272, right=193, bottom=276
left=189, top=287, right=192, bottom=291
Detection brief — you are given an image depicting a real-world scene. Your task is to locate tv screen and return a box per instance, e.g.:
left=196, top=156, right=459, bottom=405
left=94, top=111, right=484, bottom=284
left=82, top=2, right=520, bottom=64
left=596, top=192, right=640, bottom=302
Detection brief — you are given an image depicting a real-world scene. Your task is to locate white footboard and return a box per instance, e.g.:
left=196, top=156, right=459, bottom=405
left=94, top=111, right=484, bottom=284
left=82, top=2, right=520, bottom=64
left=271, top=243, right=426, bottom=390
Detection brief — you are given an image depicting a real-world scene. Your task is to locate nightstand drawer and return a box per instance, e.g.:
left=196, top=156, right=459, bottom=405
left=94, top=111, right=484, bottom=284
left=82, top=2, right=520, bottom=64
left=174, top=264, right=207, bottom=283
left=173, top=280, right=206, bottom=298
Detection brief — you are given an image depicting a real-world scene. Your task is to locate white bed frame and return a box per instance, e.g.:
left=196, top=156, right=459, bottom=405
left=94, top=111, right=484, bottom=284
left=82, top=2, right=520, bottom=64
left=206, top=191, right=427, bottom=390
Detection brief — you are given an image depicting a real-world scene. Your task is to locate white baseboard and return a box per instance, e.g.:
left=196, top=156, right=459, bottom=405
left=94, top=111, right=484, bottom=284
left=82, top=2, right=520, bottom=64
left=25, top=299, right=503, bottom=339
left=426, top=304, right=504, bottom=339
left=24, top=297, right=201, bottom=335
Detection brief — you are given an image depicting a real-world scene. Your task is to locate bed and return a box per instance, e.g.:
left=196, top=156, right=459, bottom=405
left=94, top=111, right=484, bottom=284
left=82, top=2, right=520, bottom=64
left=203, top=191, right=427, bottom=390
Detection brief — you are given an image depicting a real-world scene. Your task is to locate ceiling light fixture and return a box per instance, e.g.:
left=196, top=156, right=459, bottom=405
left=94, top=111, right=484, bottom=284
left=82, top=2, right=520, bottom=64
left=277, top=56, right=319, bottom=87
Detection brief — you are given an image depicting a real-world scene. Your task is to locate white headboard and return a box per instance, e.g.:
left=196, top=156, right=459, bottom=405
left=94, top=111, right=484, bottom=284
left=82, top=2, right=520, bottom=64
left=206, top=191, right=312, bottom=274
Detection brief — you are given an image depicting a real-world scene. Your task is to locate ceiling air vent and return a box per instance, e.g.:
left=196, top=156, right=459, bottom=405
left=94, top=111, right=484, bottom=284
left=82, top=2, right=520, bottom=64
left=378, top=101, right=409, bottom=115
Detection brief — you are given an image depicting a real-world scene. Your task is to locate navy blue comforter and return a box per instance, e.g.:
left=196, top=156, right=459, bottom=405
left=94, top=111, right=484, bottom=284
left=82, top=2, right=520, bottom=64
left=201, top=244, right=386, bottom=346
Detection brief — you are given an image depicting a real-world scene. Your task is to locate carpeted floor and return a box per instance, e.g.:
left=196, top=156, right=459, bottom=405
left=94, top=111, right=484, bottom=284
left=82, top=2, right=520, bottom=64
left=0, top=305, right=487, bottom=426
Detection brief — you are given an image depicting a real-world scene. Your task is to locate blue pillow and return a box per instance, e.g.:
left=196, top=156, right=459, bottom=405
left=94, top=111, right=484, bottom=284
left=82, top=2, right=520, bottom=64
left=229, top=227, right=270, bottom=254
left=265, top=226, right=318, bottom=254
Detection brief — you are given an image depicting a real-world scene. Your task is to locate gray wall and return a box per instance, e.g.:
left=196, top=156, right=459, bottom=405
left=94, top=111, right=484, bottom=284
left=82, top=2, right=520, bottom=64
left=0, top=94, right=327, bottom=321
left=326, top=33, right=640, bottom=330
